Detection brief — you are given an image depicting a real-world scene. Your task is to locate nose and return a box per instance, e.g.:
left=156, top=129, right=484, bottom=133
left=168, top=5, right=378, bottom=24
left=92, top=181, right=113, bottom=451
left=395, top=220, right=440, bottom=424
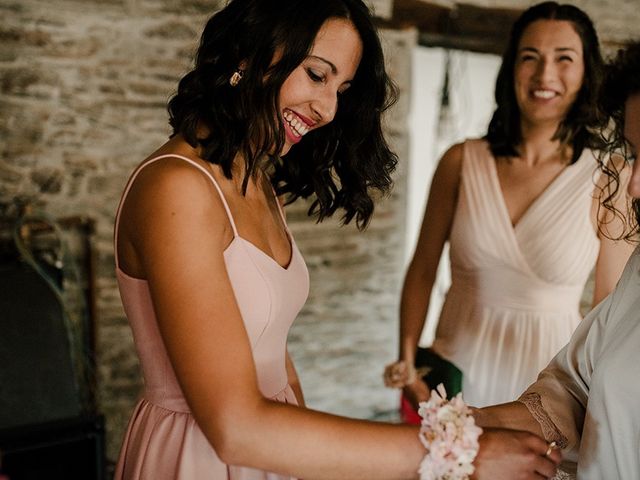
left=311, top=88, right=338, bottom=124
left=534, top=57, right=556, bottom=82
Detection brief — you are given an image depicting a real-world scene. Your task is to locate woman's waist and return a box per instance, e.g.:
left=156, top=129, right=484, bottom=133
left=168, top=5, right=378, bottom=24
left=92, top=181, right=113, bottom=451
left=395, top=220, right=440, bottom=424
left=447, top=267, right=583, bottom=312
left=143, top=379, right=293, bottom=413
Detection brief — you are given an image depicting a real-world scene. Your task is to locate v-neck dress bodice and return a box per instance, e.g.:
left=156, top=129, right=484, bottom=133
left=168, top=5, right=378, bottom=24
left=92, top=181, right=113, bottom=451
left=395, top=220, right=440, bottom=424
left=113, top=154, right=309, bottom=479
left=431, top=139, right=600, bottom=407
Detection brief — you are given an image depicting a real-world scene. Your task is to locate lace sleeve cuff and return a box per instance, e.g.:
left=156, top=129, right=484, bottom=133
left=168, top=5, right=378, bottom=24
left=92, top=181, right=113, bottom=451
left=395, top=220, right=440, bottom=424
left=517, top=392, right=569, bottom=449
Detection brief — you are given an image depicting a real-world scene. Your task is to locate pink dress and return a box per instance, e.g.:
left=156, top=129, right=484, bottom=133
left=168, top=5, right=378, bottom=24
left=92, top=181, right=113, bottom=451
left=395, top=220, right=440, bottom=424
left=431, top=139, right=600, bottom=407
left=113, top=154, right=310, bottom=479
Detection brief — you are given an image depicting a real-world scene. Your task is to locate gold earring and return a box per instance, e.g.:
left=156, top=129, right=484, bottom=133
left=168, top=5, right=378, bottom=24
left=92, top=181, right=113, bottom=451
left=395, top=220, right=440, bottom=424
left=229, top=69, right=243, bottom=87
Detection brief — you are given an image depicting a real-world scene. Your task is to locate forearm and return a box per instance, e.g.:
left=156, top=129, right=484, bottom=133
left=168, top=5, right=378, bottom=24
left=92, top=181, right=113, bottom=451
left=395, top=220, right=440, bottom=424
left=224, top=399, right=424, bottom=480
left=398, top=270, right=434, bottom=362
left=473, top=401, right=543, bottom=438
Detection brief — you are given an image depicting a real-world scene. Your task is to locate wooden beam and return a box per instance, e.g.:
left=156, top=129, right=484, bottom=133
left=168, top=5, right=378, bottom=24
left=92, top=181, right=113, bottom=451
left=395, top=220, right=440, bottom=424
left=378, top=0, right=522, bottom=55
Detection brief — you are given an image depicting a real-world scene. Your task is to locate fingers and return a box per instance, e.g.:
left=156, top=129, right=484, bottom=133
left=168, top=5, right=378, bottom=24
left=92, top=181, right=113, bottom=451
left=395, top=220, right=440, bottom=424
left=383, top=361, right=414, bottom=388
left=527, top=435, right=562, bottom=479
left=532, top=454, right=560, bottom=479
left=526, top=436, right=561, bottom=466
left=544, top=441, right=562, bottom=465
left=382, top=362, right=401, bottom=387
left=476, top=429, right=563, bottom=480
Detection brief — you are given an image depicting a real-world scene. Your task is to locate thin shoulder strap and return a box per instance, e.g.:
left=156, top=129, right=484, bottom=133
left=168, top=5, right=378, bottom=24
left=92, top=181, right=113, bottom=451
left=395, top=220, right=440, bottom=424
left=114, top=154, right=238, bottom=269
left=271, top=186, right=289, bottom=231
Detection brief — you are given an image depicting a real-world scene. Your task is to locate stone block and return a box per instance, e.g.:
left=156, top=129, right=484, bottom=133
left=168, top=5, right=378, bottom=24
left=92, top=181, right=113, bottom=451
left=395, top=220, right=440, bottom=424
left=30, top=167, right=63, bottom=194
left=144, top=20, right=197, bottom=40
left=0, top=161, right=23, bottom=184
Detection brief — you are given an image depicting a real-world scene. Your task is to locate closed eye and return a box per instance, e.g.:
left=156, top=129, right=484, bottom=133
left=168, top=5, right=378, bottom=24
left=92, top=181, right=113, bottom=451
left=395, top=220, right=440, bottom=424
left=306, top=68, right=325, bottom=83
left=520, top=54, right=537, bottom=62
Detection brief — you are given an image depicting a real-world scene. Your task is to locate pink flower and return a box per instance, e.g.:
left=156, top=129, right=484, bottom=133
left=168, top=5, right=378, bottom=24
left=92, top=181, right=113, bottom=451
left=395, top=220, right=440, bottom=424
left=417, top=384, right=482, bottom=480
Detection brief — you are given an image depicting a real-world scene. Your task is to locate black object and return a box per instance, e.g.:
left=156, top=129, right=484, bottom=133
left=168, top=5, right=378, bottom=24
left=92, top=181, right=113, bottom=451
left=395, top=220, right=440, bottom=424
left=0, top=415, right=105, bottom=480
left=0, top=260, right=83, bottom=428
left=0, top=212, right=103, bottom=479
left=415, top=347, right=463, bottom=398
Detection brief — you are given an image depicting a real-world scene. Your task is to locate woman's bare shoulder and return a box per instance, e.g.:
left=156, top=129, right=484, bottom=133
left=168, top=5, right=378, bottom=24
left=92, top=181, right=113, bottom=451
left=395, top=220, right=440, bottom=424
left=127, top=154, right=222, bottom=213
left=432, top=141, right=466, bottom=185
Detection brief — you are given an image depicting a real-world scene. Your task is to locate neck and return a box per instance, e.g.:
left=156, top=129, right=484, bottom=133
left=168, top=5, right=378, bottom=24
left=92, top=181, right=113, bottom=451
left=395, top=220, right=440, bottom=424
left=517, top=121, right=571, bottom=166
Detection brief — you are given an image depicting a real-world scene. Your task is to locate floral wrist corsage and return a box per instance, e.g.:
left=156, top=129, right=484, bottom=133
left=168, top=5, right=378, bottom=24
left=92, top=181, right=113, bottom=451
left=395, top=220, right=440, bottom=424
left=417, top=384, right=483, bottom=480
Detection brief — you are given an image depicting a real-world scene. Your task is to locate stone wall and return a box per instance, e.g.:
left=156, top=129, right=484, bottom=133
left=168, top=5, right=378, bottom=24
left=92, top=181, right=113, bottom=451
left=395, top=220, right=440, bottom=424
left=1, top=0, right=636, bottom=465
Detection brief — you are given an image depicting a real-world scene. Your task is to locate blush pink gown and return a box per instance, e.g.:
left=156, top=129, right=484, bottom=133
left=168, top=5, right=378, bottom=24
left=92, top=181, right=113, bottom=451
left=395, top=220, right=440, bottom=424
left=431, top=139, right=600, bottom=407
left=113, top=154, right=309, bottom=479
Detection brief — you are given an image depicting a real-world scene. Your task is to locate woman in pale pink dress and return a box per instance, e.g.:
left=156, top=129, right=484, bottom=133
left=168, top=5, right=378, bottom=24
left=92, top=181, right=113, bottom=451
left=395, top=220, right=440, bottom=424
left=384, top=2, right=634, bottom=417
left=476, top=40, right=640, bottom=479
left=113, top=0, right=561, bottom=478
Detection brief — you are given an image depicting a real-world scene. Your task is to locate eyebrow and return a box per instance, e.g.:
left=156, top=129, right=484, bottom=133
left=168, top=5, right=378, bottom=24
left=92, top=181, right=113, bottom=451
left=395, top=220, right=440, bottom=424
left=308, top=55, right=337, bottom=74
left=518, top=46, right=580, bottom=54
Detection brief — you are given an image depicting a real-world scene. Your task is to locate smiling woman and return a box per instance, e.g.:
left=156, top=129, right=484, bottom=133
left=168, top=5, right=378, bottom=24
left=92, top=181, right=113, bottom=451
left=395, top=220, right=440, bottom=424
left=385, top=1, right=635, bottom=420
left=476, top=41, right=640, bottom=479
left=111, top=0, right=564, bottom=479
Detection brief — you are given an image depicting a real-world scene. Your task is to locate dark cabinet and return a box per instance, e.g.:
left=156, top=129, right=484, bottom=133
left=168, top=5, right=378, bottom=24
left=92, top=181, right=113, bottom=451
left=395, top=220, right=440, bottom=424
left=0, top=415, right=105, bottom=480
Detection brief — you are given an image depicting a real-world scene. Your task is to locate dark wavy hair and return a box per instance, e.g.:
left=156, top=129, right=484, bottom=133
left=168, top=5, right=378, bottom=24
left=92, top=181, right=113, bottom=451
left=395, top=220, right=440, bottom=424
left=167, top=0, right=397, bottom=229
left=485, top=2, right=604, bottom=164
left=597, top=41, right=640, bottom=238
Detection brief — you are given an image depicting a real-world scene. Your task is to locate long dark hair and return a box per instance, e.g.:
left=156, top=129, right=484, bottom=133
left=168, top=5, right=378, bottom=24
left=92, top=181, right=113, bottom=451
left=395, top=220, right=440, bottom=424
left=167, top=0, right=397, bottom=229
left=598, top=41, right=640, bottom=238
left=485, top=2, right=603, bottom=164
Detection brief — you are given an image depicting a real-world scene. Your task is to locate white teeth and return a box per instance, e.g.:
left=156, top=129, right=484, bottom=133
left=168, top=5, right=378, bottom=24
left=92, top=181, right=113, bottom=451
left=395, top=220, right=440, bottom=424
left=533, top=90, right=556, bottom=99
left=283, top=110, right=309, bottom=137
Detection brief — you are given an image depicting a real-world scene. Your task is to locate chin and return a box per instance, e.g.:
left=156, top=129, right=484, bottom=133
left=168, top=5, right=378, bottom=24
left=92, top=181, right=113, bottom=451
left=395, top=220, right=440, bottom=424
left=523, top=113, right=565, bottom=128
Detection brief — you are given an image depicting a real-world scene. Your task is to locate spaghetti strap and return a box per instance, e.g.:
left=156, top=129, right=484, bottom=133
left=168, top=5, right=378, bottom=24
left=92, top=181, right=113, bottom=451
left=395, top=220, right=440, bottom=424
left=271, top=186, right=289, bottom=231
left=114, top=154, right=239, bottom=269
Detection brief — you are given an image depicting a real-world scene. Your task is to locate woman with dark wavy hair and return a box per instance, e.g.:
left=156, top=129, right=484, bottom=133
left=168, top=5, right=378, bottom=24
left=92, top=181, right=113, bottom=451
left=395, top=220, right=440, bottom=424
left=166, top=0, right=397, bottom=229
left=477, top=40, right=640, bottom=480
left=385, top=1, right=634, bottom=417
left=112, top=0, right=560, bottom=479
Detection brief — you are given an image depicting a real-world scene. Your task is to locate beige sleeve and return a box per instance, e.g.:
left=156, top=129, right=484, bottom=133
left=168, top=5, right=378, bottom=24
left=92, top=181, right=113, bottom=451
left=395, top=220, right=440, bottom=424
left=517, top=290, right=617, bottom=466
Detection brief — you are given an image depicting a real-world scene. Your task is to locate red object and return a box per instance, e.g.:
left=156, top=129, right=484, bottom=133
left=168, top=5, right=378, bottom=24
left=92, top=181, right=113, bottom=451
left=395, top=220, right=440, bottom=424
left=400, top=393, right=422, bottom=425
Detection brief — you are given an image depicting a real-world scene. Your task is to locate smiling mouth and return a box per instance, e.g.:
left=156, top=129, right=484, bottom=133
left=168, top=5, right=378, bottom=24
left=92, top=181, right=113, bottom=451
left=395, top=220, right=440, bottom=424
left=532, top=89, right=557, bottom=99
left=283, top=110, right=310, bottom=138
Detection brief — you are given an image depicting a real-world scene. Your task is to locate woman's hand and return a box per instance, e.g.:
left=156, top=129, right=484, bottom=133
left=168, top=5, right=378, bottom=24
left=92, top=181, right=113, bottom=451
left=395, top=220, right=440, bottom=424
left=383, top=360, right=414, bottom=388
left=383, top=360, right=431, bottom=411
left=473, top=427, right=561, bottom=480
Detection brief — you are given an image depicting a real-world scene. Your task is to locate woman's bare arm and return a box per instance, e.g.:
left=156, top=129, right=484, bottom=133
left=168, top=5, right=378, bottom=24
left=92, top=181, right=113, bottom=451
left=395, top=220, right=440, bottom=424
left=591, top=157, right=635, bottom=306
left=399, top=143, right=463, bottom=365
